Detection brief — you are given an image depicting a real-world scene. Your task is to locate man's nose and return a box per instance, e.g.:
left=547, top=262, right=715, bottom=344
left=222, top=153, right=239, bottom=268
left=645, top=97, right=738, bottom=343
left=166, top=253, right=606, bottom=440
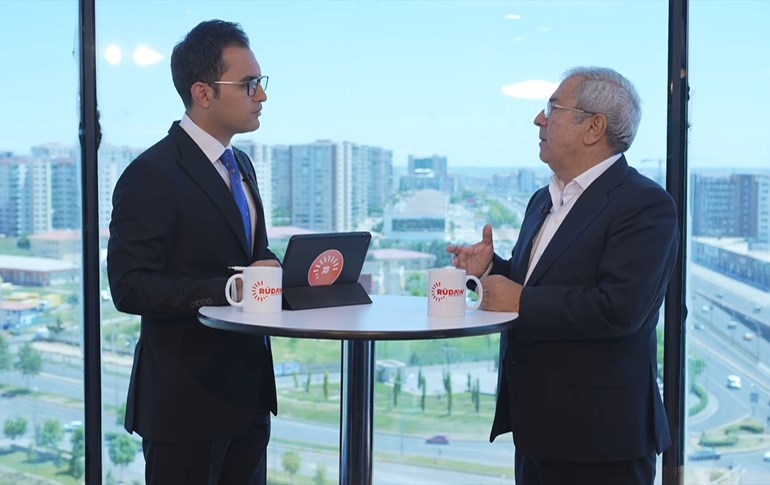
left=254, top=84, right=267, bottom=101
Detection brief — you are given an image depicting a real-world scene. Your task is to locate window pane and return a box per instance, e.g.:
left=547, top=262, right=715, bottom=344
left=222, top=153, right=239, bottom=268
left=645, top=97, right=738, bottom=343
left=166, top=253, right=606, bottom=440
left=96, top=1, right=671, bottom=483
left=0, top=1, right=84, bottom=483
left=371, top=1, right=668, bottom=483
left=687, top=2, right=770, bottom=483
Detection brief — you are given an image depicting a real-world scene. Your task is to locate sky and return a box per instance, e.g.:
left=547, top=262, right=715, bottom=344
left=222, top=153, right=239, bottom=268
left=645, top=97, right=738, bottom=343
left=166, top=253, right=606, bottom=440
left=2, top=0, right=769, bottom=169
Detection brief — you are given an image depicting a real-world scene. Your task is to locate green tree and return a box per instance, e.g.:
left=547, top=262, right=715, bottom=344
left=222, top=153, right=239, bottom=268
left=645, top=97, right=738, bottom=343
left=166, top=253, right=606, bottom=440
left=466, top=373, right=472, bottom=393
left=472, top=378, right=481, bottom=413
left=393, top=369, right=402, bottom=407
left=313, top=462, right=327, bottom=485
left=282, top=450, right=301, bottom=483
left=305, top=372, right=312, bottom=393
left=442, top=369, right=453, bottom=416
left=116, top=401, right=127, bottom=427
left=35, top=418, right=64, bottom=465
left=293, top=369, right=299, bottom=388
left=69, top=425, right=85, bottom=478
left=16, top=342, right=43, bottom=388
left=108, top=435, right=139, bottom=478
left=0, top=335, right=13, bottom=375
left=3, top=415, right=28, bottom=444
left=418, top=369, right=427, bottom=413
left=323, top=371, right=330, bottom=401
left=485, top=199, right=519, bottom=226
left=16, top=234, right=30, bottom=249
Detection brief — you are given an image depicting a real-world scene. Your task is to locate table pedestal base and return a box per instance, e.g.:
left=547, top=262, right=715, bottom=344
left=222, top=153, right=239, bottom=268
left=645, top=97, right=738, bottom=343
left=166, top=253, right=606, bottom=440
left=340, top=339, right=374, bottom=485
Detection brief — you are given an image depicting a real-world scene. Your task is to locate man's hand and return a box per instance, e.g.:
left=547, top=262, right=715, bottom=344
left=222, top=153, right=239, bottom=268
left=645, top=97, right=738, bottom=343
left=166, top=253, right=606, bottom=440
left=250, top=259, right=281, bottom=268
left=479, top=274, right=522, bottom=312
left=446, top=224, right=495, bottom=278
left=234, top=259, right=282, bottom=300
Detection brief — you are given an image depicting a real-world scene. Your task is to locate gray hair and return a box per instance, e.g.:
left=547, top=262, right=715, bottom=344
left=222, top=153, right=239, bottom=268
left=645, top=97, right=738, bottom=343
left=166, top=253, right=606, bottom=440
left=563, top=67, right=641, bottom=153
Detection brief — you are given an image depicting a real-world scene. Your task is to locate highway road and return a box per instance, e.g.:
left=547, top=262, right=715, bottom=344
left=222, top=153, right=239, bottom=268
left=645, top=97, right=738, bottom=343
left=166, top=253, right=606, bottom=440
left=0, top=262, right=767, bottom=483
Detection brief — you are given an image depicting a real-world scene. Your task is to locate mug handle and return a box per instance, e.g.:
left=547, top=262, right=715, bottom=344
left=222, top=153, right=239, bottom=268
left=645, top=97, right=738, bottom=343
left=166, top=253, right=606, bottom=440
left=465, top=275, right=482, bottom=310
left=225, top=274, right=244, bottom=307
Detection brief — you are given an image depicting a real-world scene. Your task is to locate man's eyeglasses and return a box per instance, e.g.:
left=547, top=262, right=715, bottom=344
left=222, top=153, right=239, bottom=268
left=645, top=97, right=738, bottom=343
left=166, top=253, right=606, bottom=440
left=209, top=75, right=269, bottom=97
left=544, top=100, right=596, bottom=119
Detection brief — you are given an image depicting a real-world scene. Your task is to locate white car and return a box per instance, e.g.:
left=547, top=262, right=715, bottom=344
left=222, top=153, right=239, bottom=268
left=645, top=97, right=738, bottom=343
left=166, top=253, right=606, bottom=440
left=764, top=450, right=770, bottom=462
left=726, top=375, right=742, bottom=389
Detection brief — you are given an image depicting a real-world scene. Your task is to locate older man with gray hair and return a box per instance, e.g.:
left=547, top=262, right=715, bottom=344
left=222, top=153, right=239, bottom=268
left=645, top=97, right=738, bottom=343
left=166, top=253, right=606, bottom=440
left=447, top=67, right=678, bottom=484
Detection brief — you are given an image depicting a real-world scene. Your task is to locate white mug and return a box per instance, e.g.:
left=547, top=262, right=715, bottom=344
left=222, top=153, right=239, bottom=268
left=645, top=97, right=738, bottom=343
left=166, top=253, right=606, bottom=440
left=225, top=266, right=283, bottom=313
left=427, top=268, right=483, bottom=318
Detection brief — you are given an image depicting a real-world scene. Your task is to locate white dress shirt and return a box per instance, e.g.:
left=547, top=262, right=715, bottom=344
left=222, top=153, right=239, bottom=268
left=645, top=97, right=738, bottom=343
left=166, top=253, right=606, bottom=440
left=524, top=154, right=622, bottom=284
left=179, top=114, right=257, bottom=246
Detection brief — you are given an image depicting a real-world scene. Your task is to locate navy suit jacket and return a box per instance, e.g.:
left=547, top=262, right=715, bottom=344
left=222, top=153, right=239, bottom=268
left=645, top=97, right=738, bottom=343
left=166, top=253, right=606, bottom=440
left=489, top=157, right=677, bottom=463
left=107, top=122, right=277, bottom=443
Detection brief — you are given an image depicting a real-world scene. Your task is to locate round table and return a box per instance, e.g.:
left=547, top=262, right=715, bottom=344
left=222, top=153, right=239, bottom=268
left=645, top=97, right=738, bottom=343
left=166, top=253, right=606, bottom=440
left=199, top=294, right=518, bottom=485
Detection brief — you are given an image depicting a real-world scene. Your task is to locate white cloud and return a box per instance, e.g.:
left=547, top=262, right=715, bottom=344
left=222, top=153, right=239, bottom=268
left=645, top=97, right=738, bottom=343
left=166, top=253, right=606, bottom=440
left=504, top=14, right=521, bottom=20
left=104, top=44, right=122, bottom=65
left=501, top=79, right=559, bottom=100
left=133, top=46, right=164, bottom=67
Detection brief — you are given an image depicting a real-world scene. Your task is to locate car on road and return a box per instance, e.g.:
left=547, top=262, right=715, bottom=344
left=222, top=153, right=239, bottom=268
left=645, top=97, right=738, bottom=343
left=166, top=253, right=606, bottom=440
left=744, top=332, right=755, bottom=341
left=726, top=375, right=742, bottom=389
left=764, top=450, right=770, bottom=462
left=688, top=448, right=721, bottom=461
left=64, top=420, right=83, bottom=432
left=425, top=434, right=449, bottom=445
left=727, top=320, right=738, bottom=329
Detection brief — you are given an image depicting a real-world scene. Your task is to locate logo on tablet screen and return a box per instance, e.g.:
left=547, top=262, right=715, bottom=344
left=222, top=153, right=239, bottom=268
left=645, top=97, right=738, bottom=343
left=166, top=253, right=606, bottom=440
left=308, top=249, right=344, bottom=286
left=430, top=281, right=464, bottom=302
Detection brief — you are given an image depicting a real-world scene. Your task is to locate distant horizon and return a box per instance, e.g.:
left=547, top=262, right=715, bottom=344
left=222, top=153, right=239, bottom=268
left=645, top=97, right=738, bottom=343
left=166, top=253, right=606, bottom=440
left=4, top=138, right=769, bottom=175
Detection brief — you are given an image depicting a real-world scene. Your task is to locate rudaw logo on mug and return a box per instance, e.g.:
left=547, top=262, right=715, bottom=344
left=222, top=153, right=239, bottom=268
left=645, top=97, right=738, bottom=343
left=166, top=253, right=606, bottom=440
left=225, top=266, right=283, bottom=313
left=427, top=268, right=482, bottom=318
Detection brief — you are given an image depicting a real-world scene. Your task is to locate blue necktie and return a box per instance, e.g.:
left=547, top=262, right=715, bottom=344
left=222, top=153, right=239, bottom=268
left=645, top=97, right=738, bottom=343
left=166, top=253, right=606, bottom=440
left=221, top=149, right=252, bottom=253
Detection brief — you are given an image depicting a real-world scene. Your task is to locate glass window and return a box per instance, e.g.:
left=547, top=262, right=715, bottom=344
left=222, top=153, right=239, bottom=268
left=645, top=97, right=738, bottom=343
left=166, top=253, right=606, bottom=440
left=686, top=1, right=770, bottom=483
left=0, top=1, right=84, bottom=483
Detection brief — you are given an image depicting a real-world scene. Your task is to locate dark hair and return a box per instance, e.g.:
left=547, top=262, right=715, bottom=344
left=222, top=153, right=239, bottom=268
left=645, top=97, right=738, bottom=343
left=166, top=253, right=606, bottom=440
left=171, top=20, right=250, bottom=108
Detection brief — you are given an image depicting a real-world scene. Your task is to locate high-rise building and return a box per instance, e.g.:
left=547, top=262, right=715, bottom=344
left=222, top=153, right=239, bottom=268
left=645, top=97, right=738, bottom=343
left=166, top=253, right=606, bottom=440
left=280, top=140, right=392, bottom=232
left=399, top=154, right=457, bottom=193
left=289, top=141, right=340, bottom=232
left=691, top=172, right=759, bottom=238
left=0, top=155, right=52, bottom=236
left=271, top=145, right=291, bottom=225
left=99, top=144, right=143, bottom=230
left=358, top=145, right=393, bottom=216
left=234, top=139, right=273, bottom=228
left=51, top=156, right=80, bottom=229
left=754, top=175, right=769, bottom=250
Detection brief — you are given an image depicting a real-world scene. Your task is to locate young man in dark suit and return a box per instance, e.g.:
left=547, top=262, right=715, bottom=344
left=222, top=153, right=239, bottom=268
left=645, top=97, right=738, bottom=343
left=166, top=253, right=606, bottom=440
left=107, top=19, right=278, bottom=485
left=447, top=67, right=678, bottom=484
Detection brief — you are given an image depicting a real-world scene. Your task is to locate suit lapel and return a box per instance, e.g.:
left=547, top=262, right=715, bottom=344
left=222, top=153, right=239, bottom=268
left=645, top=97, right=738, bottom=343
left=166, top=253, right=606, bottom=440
left=168, top=123, right=252, bottom=258
left=511, top=189, right=552, bottom=283
left=526, top=157, right=628, bottom=285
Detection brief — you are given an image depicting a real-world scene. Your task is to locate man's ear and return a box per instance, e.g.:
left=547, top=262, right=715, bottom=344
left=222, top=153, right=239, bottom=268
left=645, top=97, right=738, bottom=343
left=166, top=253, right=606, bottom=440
left=583, top=113, right=607, bottom=146
left=190, top=81, right=213, bottom=109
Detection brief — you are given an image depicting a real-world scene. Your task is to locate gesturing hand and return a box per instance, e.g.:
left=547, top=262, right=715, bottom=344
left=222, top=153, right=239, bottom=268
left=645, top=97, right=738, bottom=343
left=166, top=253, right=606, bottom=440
left=445, top=224, right=495, bottom=278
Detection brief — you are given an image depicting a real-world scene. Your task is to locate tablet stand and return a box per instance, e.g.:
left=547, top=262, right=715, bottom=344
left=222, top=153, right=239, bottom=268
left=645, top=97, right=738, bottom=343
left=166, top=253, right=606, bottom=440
left=282, top=282, right=372, bottom=310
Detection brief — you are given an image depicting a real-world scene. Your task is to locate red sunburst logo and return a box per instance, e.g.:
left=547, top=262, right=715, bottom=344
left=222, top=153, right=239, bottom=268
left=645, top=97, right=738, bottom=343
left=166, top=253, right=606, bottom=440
left=308, top=249, right=344, bottom=286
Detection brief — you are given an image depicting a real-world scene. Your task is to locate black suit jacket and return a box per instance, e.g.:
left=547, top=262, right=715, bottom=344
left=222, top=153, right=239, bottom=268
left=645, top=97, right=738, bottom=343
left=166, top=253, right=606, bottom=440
left=108, top=122, right=277, bottom=443
left=489, top=157, right=677, bottom=463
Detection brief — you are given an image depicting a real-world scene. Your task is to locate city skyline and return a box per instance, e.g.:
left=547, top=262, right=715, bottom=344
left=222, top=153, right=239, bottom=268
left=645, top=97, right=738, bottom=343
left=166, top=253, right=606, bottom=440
left=3, top=1, right=769, bottom=169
